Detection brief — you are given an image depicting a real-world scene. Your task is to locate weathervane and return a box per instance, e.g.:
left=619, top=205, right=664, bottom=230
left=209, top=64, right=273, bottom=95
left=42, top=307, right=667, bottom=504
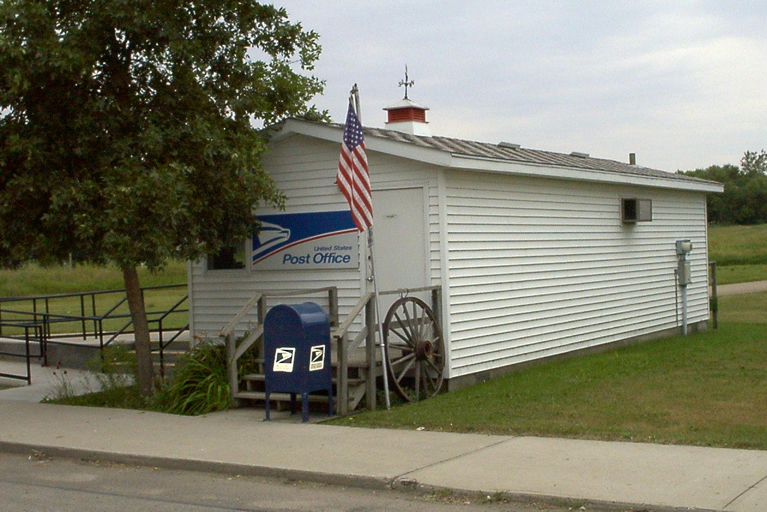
left=398, top=66, right=415, bottom=99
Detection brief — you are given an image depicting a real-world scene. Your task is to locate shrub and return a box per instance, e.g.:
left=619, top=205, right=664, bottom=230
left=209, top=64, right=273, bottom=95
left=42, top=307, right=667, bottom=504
left=154, top=341, right=231, bottom=415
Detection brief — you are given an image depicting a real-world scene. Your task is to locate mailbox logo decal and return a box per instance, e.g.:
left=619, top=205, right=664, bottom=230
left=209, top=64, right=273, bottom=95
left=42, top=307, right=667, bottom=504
left=309, top=345, right=325, bottom=371
left=252, top=211, right=359, bottom=270
left=273, top=347, right=295, bottom=372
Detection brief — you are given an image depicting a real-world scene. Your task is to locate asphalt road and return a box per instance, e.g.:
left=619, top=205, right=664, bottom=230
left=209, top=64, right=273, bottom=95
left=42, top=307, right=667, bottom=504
left=0, top=452, right=607, bottom=512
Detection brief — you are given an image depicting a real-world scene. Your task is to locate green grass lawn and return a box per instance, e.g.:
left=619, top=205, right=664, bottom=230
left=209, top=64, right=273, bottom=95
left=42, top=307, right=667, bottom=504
left=709, top=224, right=767, bottom=266
left=332, top=292, right=767, bottom=449
left=0, top=261, right=187, bottom=297
left=333, top=322, right=767, bottom=449
left=708, top=223, right=767, bottom=284
left=713, top=263, right=767, bottom=285
left=717, top=291, right=767, bottom=324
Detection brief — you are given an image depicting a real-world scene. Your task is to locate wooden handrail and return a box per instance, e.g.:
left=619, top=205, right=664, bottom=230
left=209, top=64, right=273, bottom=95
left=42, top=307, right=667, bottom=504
left=332, top=292, right=376, bottom=414
left=378, top=285, right=441, bottom=296
left=220, top=293, right=263, bottom=338
left=333, top=292, right=373, bottom=339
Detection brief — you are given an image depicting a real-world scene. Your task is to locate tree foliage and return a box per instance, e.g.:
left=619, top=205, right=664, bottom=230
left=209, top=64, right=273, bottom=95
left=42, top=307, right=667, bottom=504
left=0, top=0, right=325, bottom=393
left=0, top=0, right=324, bottom=268
left=680, top=150, right=767, bottom=225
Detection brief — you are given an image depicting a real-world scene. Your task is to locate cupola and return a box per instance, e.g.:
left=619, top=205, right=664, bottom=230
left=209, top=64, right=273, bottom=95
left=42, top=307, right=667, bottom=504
left=383, top=68, right=431, bottom=136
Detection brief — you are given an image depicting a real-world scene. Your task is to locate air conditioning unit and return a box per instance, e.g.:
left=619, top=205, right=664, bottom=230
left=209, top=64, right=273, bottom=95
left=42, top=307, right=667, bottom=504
left=622, top=198, right=652, bottom=223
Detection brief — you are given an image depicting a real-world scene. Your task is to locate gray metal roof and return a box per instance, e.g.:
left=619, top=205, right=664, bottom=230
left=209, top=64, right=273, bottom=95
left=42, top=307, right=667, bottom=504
left=279, top=118, right=720, bottom=189
left=361, top=125, right=714, bottom=185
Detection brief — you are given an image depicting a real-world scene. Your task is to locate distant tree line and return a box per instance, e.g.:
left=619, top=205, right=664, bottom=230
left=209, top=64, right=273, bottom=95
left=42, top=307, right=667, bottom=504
left=679, top=150, right=767, bottom=225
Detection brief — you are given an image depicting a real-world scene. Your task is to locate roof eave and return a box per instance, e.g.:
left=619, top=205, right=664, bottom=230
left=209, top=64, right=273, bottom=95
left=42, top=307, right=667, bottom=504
left=449, top=154, right=725, bottom=193
left=274, top=119, right=452, bottom=167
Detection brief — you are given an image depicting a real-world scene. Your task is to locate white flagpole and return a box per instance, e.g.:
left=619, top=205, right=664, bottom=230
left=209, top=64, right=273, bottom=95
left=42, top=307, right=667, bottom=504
left=350, top=85, right=391, bottom=410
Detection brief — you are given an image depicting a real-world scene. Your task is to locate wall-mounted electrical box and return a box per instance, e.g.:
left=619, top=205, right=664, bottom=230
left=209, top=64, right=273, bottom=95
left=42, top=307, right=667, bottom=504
left=678, top=260, right=691, bottom=286
left=622, top=198, right=652, bottom=223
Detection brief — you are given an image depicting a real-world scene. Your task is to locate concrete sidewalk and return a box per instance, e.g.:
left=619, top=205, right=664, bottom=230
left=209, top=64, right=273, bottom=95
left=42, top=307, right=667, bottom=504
left=715, top=279, right=767, bottom=296
left=2, top=362, right=767, bottom=511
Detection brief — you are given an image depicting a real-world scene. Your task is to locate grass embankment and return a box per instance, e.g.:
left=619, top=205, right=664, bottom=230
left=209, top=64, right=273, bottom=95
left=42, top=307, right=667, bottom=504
left=0, top=262, right=188, bottom=333
left=0, top=262, right=187, bottom=297
left=709, top=224, right=767, bottom=284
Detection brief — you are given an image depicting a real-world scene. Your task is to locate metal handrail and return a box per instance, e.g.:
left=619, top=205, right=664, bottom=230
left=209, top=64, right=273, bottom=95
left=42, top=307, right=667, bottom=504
left=0, top=323, right=39, bottom=384
left=0, top=284, right=185, bottom=304
left=0, top=285, right=188, bottom=378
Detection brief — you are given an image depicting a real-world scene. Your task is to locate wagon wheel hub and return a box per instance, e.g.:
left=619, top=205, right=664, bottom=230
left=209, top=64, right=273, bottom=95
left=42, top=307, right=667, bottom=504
left=415, top=339, right=434, bottom=360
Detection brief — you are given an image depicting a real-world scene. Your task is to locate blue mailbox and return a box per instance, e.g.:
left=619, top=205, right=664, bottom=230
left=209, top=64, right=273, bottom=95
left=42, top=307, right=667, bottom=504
left=263, top=302, right=333, bottom=422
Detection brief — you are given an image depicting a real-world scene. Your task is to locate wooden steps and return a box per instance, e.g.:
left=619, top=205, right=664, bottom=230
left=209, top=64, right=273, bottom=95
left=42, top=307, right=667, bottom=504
left=234, top=391, right=330, bottom=403
left=234, top=348, right=379, bottom=413
left=239, top=373, right=366, bottom=387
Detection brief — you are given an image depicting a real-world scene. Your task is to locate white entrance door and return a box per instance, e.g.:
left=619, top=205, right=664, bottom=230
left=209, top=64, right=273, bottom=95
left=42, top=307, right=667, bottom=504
left=371, top=187, right=428, bottom=314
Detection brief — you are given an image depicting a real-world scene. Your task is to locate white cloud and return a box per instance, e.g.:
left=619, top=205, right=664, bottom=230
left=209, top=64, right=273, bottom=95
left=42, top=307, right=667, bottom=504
left=277, top=1, right=767, bottom=171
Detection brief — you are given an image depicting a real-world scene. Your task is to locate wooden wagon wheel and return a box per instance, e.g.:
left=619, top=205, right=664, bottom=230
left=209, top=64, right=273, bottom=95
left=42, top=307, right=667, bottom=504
left=383, top=296, right=445, bottom=402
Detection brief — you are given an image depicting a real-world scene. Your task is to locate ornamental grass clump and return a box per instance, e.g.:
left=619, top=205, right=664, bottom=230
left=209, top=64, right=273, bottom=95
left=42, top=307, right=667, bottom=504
left=157, top=341, right=231, bottom=416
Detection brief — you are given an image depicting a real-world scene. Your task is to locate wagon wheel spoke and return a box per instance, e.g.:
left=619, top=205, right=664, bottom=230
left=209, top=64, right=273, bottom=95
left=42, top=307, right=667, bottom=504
left=414, top=361, right=421, bottom=400
left=390, top=321, right=416, bottom=350
left=420, top=366, right=436, bottom=395
left=383, top=297, right=445, bottom=403
left=399, top=307, right=418, bottom=345
left=423, top=356, right=442, bottom=374
left=415, top=302, right=428, bottom=340
left=389, top=353, right=416, bottom=384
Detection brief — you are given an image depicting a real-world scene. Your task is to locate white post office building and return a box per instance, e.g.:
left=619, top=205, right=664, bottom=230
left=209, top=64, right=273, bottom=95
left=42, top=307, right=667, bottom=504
left=188, top=97, right=723, bottom=396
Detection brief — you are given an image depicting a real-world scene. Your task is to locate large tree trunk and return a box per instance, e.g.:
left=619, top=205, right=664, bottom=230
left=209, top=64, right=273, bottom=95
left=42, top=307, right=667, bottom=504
left=123, top=266, right=154, bottom=396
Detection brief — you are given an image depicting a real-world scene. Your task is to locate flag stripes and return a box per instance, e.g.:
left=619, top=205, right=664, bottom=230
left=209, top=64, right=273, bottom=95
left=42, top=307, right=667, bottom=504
left=337, top=101, right=373, bottom=231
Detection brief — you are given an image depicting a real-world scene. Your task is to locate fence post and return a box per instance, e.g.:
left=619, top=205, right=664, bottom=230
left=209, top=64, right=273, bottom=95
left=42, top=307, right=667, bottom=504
left=80, top=294, right=86, bottom=340
left=91, top=294, right=98, bottom=338
left=25, top=326, right=32, bottom=384
left=365, top=296, right=376, bottom=410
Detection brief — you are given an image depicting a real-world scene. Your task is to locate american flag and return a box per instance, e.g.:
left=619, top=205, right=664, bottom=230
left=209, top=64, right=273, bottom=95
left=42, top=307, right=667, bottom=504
left=337, top=101, right=372, bottom=231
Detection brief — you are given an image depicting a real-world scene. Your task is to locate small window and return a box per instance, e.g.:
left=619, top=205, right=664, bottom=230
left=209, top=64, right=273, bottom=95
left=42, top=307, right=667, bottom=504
left=207, top=243, right=247, bottom=270
left=622, top=198, right=652, bottom=223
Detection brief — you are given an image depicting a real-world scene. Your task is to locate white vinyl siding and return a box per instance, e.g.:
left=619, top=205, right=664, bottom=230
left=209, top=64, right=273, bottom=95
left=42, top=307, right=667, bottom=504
left=190, top=135, right=362, bottom=338
left=189, top=135, right=442, bottom=339
left=189, top=126, right=713, bottom=385
left=443, top=171, right=709, bottom=378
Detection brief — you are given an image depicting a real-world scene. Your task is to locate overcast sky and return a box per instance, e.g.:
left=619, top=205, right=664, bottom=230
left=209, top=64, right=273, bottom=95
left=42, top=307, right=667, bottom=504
left=276, top=1, right=766, bottom=172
